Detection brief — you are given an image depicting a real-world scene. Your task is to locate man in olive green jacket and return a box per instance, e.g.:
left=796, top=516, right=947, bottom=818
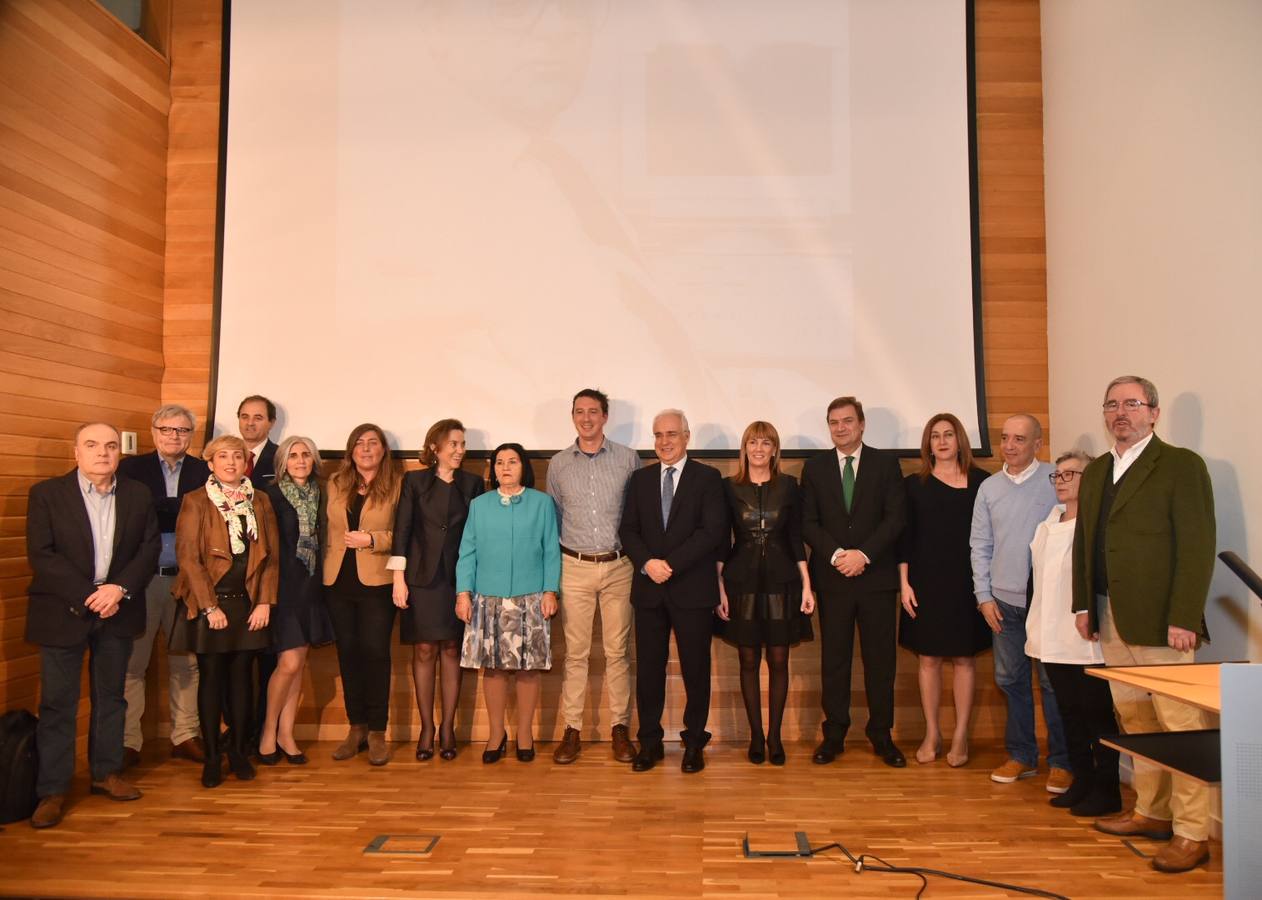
left=1071, top=375, right=1215, bottom=874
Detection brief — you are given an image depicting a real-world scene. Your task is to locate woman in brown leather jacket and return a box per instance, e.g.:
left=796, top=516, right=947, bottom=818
left=172, top=434, right=279, bottom=788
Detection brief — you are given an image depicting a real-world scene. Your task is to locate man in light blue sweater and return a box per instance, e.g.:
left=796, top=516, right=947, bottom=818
left=970, top=414, right=1069, bottom=790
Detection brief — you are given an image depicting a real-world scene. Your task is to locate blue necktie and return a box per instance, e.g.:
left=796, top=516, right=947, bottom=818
left=661, top=466, right=676, bottom=527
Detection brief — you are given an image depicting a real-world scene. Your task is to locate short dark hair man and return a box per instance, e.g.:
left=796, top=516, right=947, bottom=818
left=236, top=395, right=278, bottom=484
left=118, top=405, right=211, bottom=768
left=619, top=409, right=726, bottom=773
left=801, top=396, right=908, bottom=768
left=26, top=423, right=160, bottom=828
left=1072, top=376, right=1216, bottom=874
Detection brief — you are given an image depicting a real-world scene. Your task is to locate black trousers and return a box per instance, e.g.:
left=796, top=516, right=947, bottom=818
left=199, top=650, right=255, bottom=757
left=816, top=588, right=897, bottom=742
left=634, top=602, right=713, bottom=750
left=326, top=587, right=396, bottom=731
left=1043, top=662, right=1120, bottom=782
left=36, top=623, right=132, bottom=796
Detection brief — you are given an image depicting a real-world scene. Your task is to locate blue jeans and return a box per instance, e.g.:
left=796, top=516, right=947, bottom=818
left=992, top=599, right=1068, bottom=769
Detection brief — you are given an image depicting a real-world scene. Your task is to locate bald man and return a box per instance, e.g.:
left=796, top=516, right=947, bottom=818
left=970, top=414, right=1069, bottom=791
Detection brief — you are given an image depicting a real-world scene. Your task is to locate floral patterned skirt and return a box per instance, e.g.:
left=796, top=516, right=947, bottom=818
left=460, top=593, right=552, bottom=671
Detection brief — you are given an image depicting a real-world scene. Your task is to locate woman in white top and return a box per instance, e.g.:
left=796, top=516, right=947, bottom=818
left=1027, top=450, right=1121, bottom=817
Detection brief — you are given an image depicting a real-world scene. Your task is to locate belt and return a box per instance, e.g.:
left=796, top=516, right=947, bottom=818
left=157, top=565, right=179, bottom=576
left=561, top=546, right=623, bottom=564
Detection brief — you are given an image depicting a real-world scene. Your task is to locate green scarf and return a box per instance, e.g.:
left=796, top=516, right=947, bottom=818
left=279, top=479, right=320, bottom=575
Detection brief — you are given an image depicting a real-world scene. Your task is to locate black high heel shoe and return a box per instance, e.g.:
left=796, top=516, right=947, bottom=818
left=748, top=734, right=766, bottom=765
left=201, top=757, right=223, bottom=789
left=255, top=747, right=282, bottom=766
left=482, top=735, right=507, bottom=764
left=227, top=748, right=255, bottom=781
left=516, top=734, right=535, bottom=763
left=767, top=736, right=786, bottom=766
left=416, top=725, right=436, bottom=761
left=439, top=727, right=457, bottom=761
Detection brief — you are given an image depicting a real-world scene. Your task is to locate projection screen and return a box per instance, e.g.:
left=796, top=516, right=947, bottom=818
left=213, top=0, right=985, bottom=454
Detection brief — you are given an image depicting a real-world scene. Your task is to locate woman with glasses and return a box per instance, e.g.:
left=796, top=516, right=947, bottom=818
left=257, top=436, right=334, bottom=766
left=171, top=435, right=279, bottom=788
left=324, top=424, right=404, bottom=766
left=1027, top=451, right=1121, bottom=817
left=897, top=413, right=991, bottom=766
left=455, top=443, right=560, bottom=764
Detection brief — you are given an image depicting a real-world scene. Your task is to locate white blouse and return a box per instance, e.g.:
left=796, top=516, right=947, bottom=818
left=1026, top=506, right=1104, bottom=665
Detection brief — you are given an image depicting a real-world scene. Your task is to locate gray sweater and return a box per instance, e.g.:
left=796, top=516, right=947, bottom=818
left=970, top=463, right=1057, bottom=609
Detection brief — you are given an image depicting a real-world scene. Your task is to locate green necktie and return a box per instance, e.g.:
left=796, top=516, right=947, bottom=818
left=842, top=455, right=855, bottom=512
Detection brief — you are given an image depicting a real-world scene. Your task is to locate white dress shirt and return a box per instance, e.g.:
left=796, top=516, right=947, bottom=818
left=1002, top=457, right=1041, bottom=485
left=660, top=454, right=687, bottom=498
left=1110, top=432, right=1155, bottom=483
left=829, top=444, right=869, bottom=566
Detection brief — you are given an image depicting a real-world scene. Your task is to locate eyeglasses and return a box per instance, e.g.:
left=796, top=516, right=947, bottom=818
left=1102, top=399, right=1153, bottom=413
left=155, top=426, right=193, bottom=437
left=1049, top=470, right=1083, bottom=484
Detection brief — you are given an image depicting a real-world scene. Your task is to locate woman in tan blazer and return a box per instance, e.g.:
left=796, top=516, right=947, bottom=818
left=171, top=434, right=279, bottom=788
left=323, top=423, right=403, bottom=765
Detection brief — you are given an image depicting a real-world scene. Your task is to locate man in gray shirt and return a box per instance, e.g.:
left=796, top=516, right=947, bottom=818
left=547, top=389, right=641, bottom=764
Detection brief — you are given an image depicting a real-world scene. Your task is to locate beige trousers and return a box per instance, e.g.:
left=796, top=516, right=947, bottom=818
left=1098, top=599, right=1212, bottom=841
left=124, top=573, right=200, bottom=749
left=558, top=555, right=634, bottom=732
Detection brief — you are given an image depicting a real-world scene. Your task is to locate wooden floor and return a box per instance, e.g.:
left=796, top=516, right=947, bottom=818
left=0, top=740, right=1221, bottom=900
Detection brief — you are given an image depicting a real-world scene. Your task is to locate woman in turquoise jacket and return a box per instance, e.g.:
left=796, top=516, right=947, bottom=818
left=456, top=442, right=560, bottom=764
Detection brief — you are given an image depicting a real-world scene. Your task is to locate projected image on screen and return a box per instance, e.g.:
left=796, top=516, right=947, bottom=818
left=216, top=0, right=980, bottom=453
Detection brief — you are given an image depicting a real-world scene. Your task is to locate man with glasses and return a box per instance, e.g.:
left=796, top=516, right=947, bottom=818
left=970, top=414, right=1070, bottom=791
left=1071, top=376, right=1216, bottom=873
left=119, top=405, right=211, bottom=767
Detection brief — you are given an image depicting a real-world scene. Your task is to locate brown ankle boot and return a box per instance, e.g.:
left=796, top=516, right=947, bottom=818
left=332, top=725, right=369, bottom=761
left=367, top=730, right=389, bottom=766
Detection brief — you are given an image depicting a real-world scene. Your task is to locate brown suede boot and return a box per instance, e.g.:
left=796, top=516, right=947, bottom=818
left=367, top=730, right=389, bottom=766
left=332, top=724, right=369, bottom=761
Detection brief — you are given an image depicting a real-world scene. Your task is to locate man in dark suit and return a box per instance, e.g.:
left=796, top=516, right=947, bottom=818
left=118, top=404, right=211, bottom=768
left=237, top=394, right=278, bottom=484
left=801, top=396, right=908, bottom=767
left=619, top=409, right=726, bottom=773
left=26, top=423, right=161, bottom=828
left=1071, top=375, right=1216, bottom=874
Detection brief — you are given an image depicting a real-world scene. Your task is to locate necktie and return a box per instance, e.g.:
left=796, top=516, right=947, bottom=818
left=842, top=455, right=855, bottom=512
left=246, top=450, right=255, bottom=477
left=661, top=466, right=676, bottom=527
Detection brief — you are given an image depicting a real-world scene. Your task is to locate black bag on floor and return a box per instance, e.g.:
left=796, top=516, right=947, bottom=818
left=0, top=709, right=39, bottom=824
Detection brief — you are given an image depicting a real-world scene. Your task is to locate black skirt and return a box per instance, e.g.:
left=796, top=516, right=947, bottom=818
left=720, top=580, right=814, bottom=648
left=399, top=569, right=462, bottom=644
left=170, top=591, right=272, bottom=655
left=270, top=571, right=335, bottom=652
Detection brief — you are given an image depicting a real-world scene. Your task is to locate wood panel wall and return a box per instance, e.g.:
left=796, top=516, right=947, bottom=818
left=0, top=0, right=169, bottom=716
left=9, top=0, right=1050, bottom=752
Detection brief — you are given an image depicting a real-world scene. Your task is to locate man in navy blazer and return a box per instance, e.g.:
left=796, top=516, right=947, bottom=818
left=26, top=423, right=160, bottom=828
left=237, top=394, right=278, bottom=484
left=801, top=396, right=908, bottom=768
left=117, top=404, right=211, bottom=767
left=619, top=409, right=727, bottom=773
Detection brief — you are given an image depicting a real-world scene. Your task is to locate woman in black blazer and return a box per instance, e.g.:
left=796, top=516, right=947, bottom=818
left=390, top=419, right=485, bottom=760
left=257, top=436, right=334, bottom=765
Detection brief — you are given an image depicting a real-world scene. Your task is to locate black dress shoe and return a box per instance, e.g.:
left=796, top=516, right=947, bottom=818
left=872, top=739, right=906, bottom=768
left=516, top=746, right=536, bottom=762
left=228, top=749, right=256, bottom=780
left=632, top=744, right=665, bottom=772
left=812, top=739, right=844, bottom=764
left=768, top=737, right=786, bottom=766
left=201, top=759, right=223, bottom=789
left=681, top=746, right=705, bottom=773
left=482, top=735, right=507, bottom=764
left=748, top=735, right=766, bottom=765
left=255, top=748, right=282, bottom=766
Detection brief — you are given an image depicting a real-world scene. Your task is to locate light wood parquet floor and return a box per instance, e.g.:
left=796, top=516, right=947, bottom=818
left=0, top=740, right=1221, bottom=899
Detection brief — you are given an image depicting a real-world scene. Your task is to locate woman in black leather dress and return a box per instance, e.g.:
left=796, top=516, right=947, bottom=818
left=716, top=421, right=815, bottom=765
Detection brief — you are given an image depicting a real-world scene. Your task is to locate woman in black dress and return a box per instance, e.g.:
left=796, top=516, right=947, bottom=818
left=390, top=419, right=484, bottom=761
left=716, top=421, right=814, bottom=766
left=257, top=436, right=334, bottom=766
left=897, top=412, right=991, bottom=767
left=172, top=435, right=279, bottom=788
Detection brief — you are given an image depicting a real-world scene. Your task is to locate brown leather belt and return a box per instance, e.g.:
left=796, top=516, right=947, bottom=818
left=561, top=546, right=623, bottom=563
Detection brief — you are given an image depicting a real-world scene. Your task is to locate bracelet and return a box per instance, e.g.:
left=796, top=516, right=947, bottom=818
left=202, top=606, right=219, bottom=617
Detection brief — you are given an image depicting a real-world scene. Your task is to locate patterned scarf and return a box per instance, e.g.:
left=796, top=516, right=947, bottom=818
left=206, top=475, right=258, bottom=555
left=279, top=479, right=320, bottom=575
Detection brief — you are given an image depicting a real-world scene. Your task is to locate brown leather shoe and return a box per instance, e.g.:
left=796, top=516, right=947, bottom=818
left=122, top=747, right=141, bottom=770
left=611, top=724, right=636, bottom=763
left=553, top=726, right=581, bottom=765
left=1093, top=809, right=1174, bottom=840
left=367, top=730, right=389, bottom=766
left=30, top=795, right=65, bottom=829
left=90, top=773, right=142, bottom=801
left=1152, top=836, right=1210, bottom=873
left=171, top=737, right=206, bottom=763
left=332, top=724, right=369, bottom=761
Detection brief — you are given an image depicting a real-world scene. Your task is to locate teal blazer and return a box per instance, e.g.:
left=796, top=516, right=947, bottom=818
left=1071, top=434, right=1215, bottom=646
left=456, top=488, right=560, bottom=597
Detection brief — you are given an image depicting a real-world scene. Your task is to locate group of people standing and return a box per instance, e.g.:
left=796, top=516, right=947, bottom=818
left=23, top=378, right=1219, bottom=874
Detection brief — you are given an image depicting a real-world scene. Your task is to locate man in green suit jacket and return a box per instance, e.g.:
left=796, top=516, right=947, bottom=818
left=1070, top=375, right=1215, bottom=874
